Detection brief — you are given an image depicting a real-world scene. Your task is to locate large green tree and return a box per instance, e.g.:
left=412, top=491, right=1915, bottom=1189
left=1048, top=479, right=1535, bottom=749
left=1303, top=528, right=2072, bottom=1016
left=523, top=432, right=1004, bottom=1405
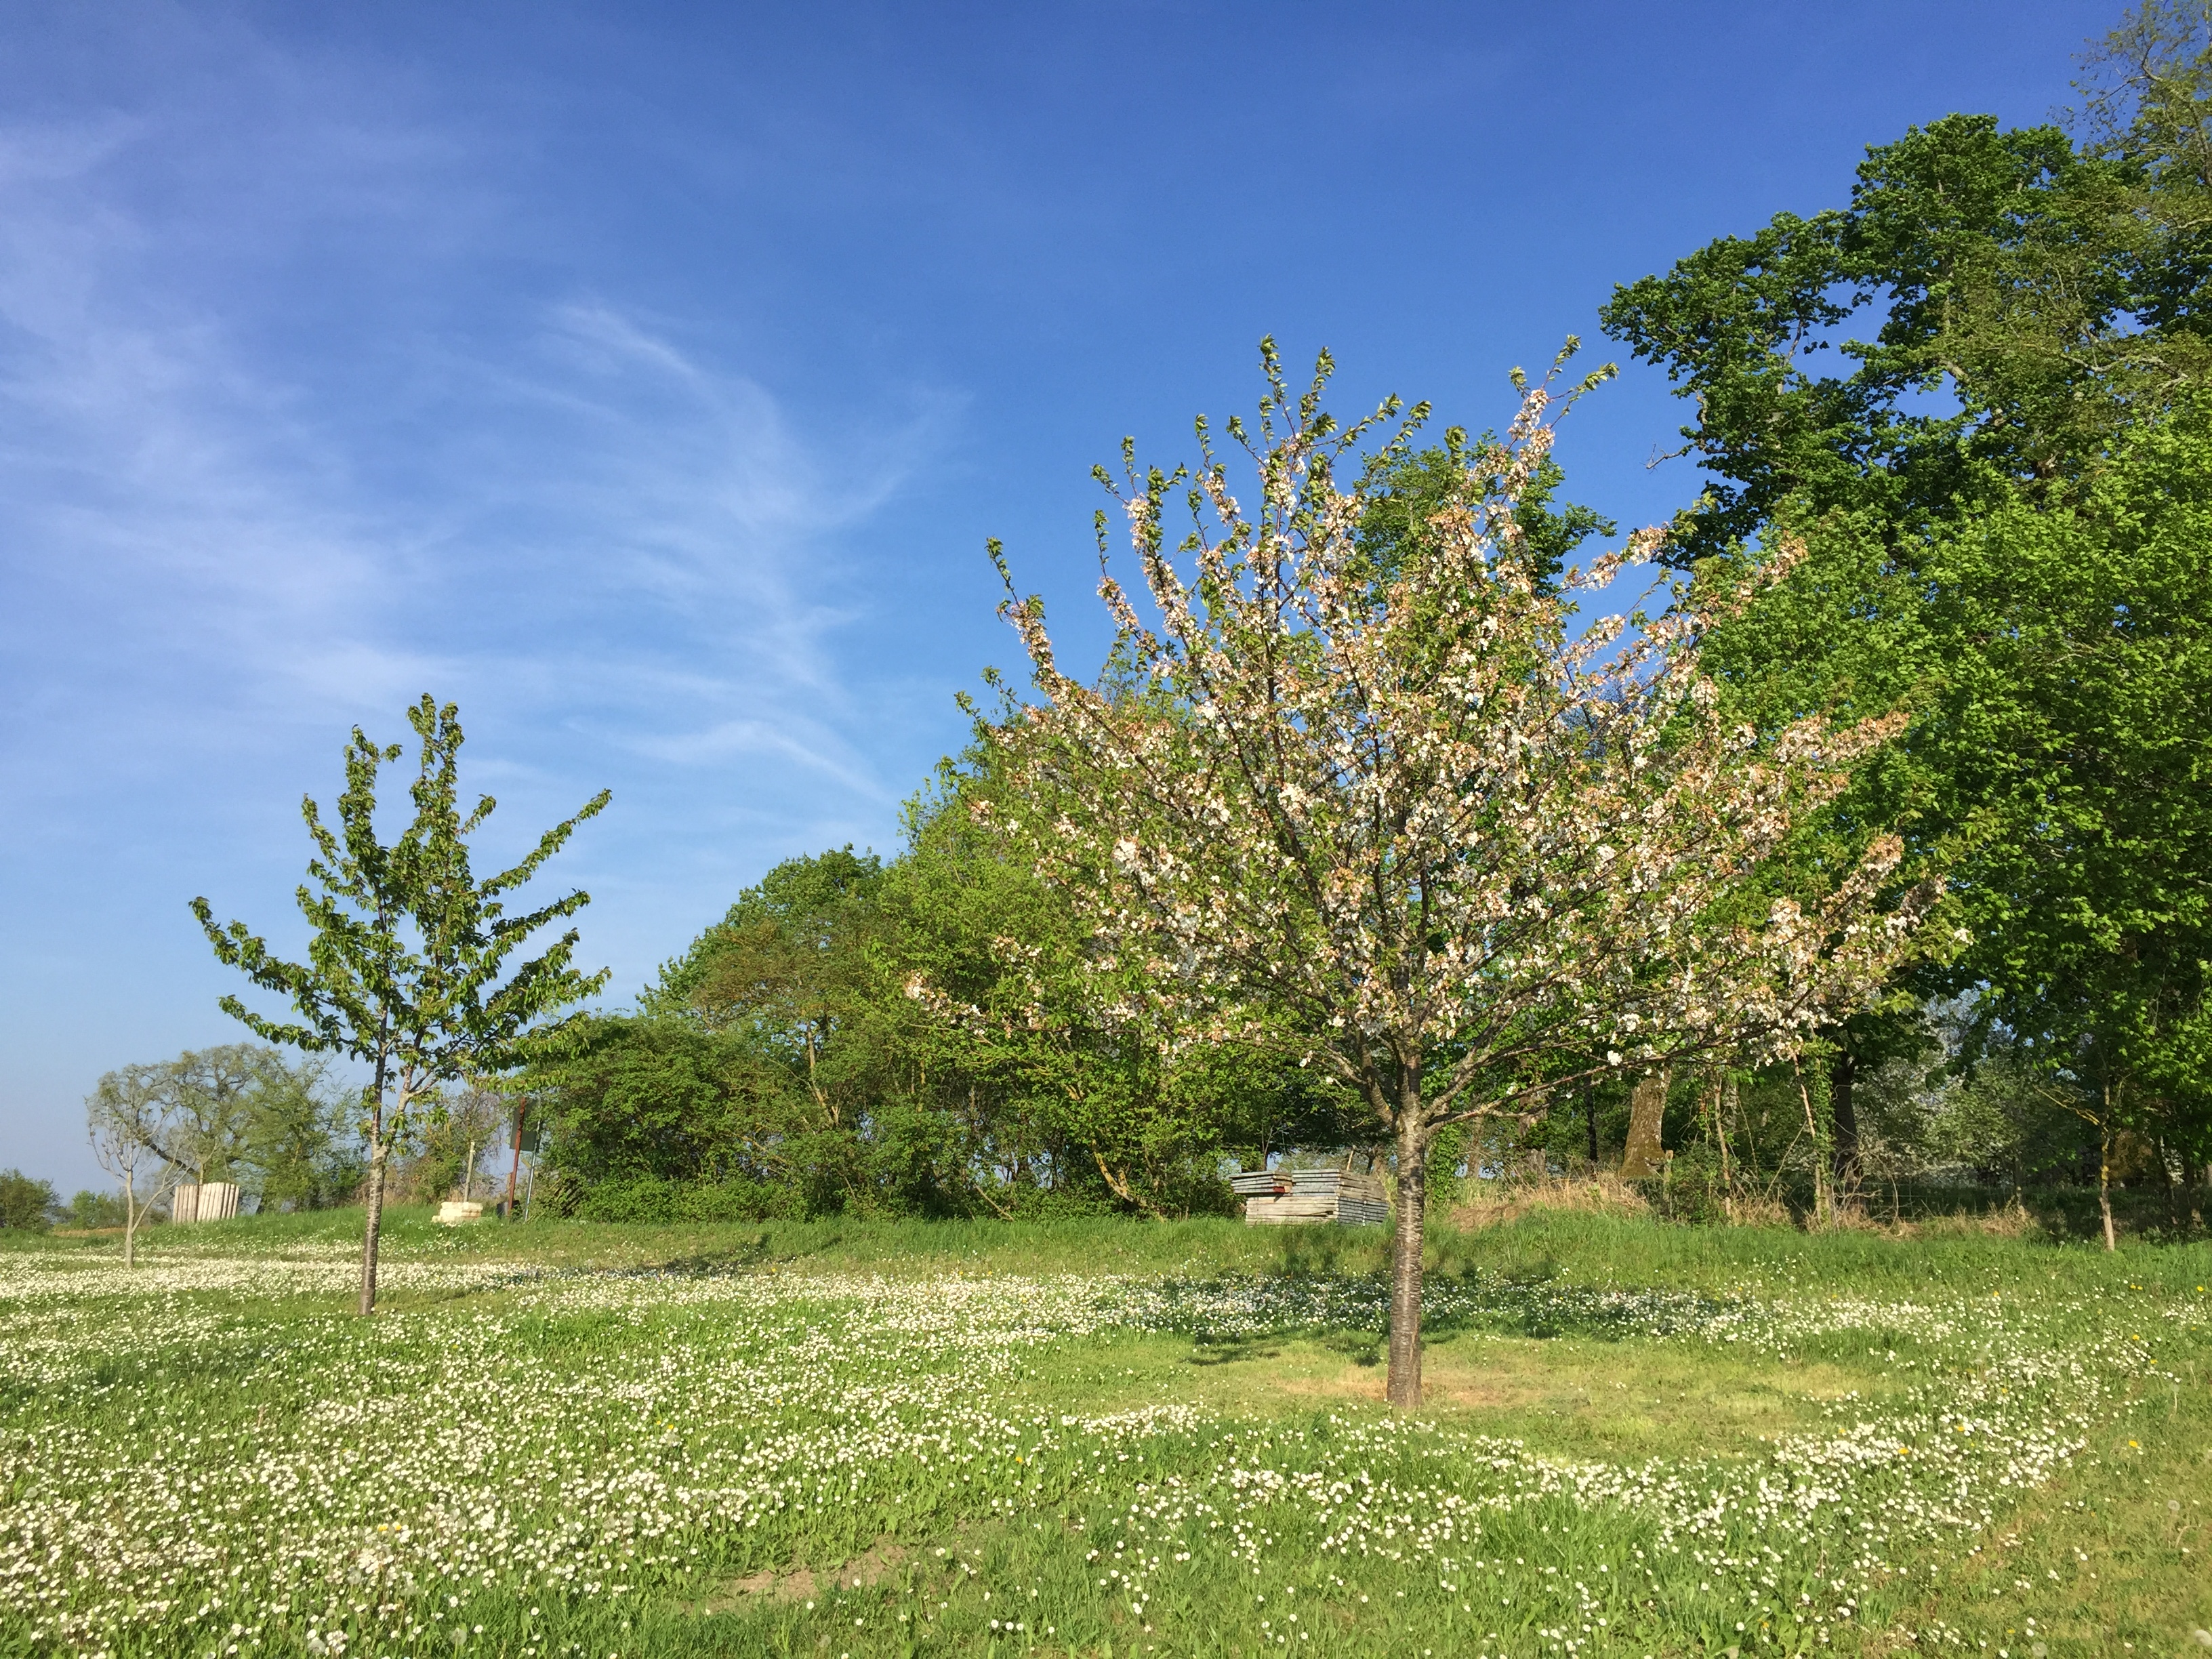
left=1929, top=408, right=2212, bottom=1231
left=1603, top=1, right=2212, bottom=571
left=194, top=696, right=609, bottom=1311
left=1601, top=120, right=2161, bottom=565
left=893, top=756, right=1309, bottom=1216
left=1602, top=5, right=2212, bottom=1223
left=84, top=1046, right=357, bottom=1222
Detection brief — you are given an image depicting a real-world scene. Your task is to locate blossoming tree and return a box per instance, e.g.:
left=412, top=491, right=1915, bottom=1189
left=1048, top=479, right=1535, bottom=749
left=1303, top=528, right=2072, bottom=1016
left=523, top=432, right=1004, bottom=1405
left=974, top=342, right=1937, bottom=1407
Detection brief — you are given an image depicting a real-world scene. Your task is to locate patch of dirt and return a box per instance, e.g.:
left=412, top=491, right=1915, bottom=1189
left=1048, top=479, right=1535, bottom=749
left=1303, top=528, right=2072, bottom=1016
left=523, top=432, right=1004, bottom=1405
left=699, top=1536, right=907, bottom=1610
left=1252, top=1342, right=1875, bottom=1447
left=1270, top=1365, right=1554, bottom=1411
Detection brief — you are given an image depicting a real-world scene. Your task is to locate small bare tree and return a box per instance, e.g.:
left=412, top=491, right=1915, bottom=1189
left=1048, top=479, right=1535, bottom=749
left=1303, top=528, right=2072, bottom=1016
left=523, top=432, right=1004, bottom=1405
left=87, top=1075, right=186, bottom=1268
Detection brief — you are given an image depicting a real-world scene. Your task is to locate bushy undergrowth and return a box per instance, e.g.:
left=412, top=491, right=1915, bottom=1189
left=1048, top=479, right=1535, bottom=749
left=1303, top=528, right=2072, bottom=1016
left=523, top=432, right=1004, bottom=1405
left=0, top=1213, right=2205, bottom=1658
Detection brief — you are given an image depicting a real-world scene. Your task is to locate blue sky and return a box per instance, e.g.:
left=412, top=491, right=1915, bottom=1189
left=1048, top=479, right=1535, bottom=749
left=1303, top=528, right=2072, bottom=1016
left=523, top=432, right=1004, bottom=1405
left=0, top=0, right=2114, bottom=1190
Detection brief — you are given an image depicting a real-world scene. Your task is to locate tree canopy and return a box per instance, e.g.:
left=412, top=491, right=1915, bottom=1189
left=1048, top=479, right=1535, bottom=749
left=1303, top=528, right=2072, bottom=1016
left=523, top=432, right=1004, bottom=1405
left=1601, top=3, right=2212, bottom=1227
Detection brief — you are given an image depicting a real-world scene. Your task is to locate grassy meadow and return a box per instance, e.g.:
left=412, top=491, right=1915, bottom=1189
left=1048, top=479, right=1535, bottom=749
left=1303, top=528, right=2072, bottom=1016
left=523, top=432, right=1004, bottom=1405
left=1, top=1208, right=2207, bottom=1659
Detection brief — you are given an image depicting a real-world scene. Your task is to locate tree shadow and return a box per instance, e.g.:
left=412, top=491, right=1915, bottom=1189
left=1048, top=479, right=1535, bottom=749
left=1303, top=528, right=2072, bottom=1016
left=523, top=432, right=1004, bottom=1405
left=1140, top=1264, right=1721, bottom=1352
left=1183, top=1335, right=1286, bottom=1368
left=638, top=1232, right=777, bottom=1276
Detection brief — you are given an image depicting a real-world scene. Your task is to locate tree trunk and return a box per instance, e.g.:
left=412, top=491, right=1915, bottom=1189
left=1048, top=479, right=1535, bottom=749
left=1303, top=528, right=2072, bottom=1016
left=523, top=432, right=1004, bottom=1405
left=1584, top=1085, right=1599, bottom=1168
left=1386, top=1115, right=1429, bottom=1412
left=1090, top=1149, right=1164, bottom=1218
left=2098, top=1105, right=2116, bottom=1253
left=1620, top=1069, right=1668, bottom=1179
left=1715, top=1076, right=1734, bottom=1195
left=1797, top=1061, right=1832, bottom=1229
left=359, top=1144, right=388, bottom=1315
left=1829, top=1047, right=1860, bottom=1197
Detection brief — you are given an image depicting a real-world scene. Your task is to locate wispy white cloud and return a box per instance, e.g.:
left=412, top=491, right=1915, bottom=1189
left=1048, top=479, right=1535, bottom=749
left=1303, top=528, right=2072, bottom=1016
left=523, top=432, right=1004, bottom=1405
left=0, top=6, right=968, bottom=1191
left=0, top=70, right=954, bottom=803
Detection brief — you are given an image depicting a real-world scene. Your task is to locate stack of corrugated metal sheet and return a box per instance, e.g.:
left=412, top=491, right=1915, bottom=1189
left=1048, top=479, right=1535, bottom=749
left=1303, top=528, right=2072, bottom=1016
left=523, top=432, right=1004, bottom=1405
left=1234, top=1167, right=1389, bottom=1226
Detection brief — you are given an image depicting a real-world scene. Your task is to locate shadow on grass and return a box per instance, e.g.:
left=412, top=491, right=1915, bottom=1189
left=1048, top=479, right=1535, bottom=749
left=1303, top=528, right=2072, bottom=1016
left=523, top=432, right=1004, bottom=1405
left=1136, top=1265, right=1727, bottom=1351
left=642, top=1232, right=778, bottom=1277
left=1184, top=1336, right=1285, bottom=1368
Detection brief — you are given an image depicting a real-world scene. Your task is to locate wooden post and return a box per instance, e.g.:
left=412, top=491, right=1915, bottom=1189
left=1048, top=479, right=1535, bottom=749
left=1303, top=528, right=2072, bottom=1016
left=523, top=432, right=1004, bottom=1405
left=505, top=1099, right=525, bottom=1221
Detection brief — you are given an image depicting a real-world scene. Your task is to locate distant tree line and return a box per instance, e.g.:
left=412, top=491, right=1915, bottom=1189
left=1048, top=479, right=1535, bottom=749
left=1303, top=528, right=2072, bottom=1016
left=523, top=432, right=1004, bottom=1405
left=87, top=1046, right=363, bottom=1210
left=44, top=1046, right=515, bottom=1239
left=523, top=795, right=1370, bottom=1223
left=5, top=1047, right=362, bottom=1237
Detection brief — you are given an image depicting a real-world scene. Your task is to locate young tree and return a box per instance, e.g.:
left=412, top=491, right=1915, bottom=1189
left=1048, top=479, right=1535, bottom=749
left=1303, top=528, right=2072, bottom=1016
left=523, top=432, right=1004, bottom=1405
left=398, top=1084, right=507, bottom=1203
left=974, top=344, right=1936, bottom=1407
left=192, top=695, right=610, bottom=1313
left=82, top=1047, right=260, bottom=1194
left=85, top=1074, right=186, bottom=1266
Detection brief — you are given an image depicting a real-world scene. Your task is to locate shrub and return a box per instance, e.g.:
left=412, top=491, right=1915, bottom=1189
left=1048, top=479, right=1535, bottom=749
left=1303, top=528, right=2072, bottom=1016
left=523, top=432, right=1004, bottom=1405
left=0, top=1169, right=59, bottom=1231
left=62, top=1191, right=127, bottom=1231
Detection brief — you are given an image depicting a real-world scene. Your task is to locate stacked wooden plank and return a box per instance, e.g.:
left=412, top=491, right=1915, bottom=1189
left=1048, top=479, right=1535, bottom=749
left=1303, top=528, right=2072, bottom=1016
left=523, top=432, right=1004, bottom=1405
left=1233, top=1167, right=1389, bottom=1227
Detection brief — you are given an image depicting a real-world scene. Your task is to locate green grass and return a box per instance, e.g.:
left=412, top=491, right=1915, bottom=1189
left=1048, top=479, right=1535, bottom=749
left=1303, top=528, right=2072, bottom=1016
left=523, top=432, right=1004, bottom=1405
left=56, top=1201, right=2209, bottom=1292
left=1, top=1209, right=2206, bottom=1658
